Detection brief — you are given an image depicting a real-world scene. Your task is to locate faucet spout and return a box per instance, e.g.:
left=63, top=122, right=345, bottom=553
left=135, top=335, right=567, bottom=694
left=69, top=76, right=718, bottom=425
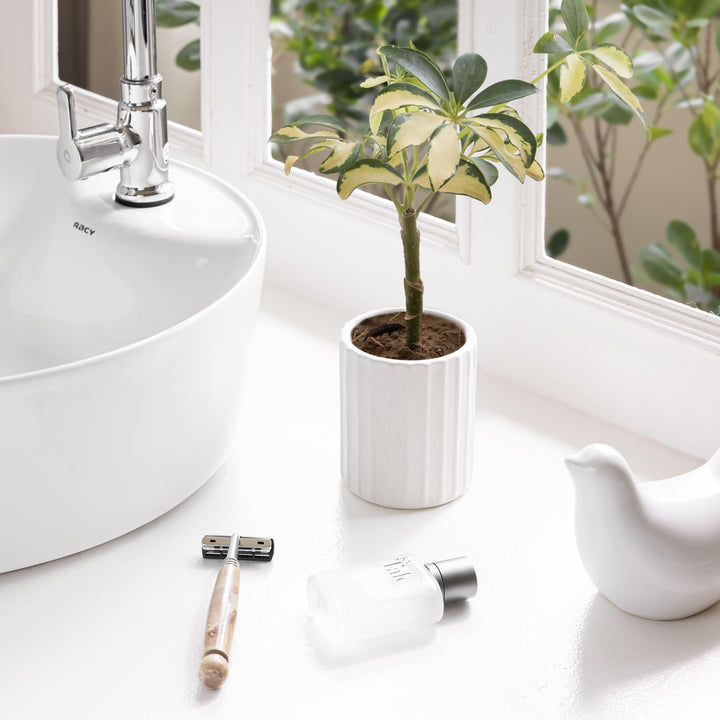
left=122, top=0, right=158, bottom=82
left=56, top=0, right=174, bottom=208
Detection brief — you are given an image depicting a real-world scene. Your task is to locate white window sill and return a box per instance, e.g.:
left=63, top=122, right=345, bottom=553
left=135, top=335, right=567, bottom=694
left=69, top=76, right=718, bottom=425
left=0, top=283, right=715, bottom=719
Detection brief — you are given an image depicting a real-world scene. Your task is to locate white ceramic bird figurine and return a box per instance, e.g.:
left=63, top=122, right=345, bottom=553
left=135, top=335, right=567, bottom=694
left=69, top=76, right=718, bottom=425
left=566, top=443, right=720, bottom=620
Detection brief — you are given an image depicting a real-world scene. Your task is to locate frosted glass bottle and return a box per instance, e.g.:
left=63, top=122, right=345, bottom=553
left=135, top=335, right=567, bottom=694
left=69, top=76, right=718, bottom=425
left=307, top=554, right=476, bottom=643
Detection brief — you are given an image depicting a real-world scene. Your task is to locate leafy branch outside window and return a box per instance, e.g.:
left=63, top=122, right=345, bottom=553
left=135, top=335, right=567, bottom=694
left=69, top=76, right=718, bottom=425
left=155, top=0, right=456, bottom=123
left=545, top=0, right=720, bottom=312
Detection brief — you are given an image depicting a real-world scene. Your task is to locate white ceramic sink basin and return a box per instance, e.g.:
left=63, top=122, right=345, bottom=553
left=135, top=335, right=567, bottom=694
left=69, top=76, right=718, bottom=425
left=0, top=135, right=266, bottom=572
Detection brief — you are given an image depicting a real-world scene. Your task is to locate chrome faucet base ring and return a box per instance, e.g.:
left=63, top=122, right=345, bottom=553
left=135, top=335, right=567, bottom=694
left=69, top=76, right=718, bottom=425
left=115, top=181, right=175, bottom=207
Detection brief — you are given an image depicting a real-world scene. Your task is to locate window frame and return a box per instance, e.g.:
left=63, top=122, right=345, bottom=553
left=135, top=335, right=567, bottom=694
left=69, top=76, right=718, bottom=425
left=5, top=0, right=720, bottom=459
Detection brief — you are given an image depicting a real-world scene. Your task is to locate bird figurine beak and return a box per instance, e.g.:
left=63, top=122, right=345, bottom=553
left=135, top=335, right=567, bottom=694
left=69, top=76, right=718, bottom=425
left=564, top=444, right=606, bottom=472
left=564, top=453, right=583, bottom=471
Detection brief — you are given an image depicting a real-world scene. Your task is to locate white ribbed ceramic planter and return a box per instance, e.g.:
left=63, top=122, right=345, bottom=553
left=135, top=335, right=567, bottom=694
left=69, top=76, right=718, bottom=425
left=340, top=308, right=476, bottom=509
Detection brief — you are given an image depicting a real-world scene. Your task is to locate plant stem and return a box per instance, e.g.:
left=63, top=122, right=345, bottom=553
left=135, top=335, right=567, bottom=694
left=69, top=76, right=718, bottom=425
left=570, top=117, right=603, bottom=200
left=618, top=95, right=668, bottom=217
left=531, top=57, right=568, bottom=86
left=594, top=117, right=633, bottom=285
left=381, top=183, right=403, bottom=213
left=570, top=115, right=634, bottom=285
left=567, top=76, right=671, bottom=286
left=400, top=208, right=423, bottom=349
left=708, top=161, right=720, bottom=252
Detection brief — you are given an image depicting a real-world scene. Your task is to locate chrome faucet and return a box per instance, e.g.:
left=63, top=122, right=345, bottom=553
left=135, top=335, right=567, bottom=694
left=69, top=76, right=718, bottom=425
left=56, top=0, right=174, bottom=207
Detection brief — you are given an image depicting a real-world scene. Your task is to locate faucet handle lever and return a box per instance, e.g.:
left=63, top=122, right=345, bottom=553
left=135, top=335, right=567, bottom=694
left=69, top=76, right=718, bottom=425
left=56, top=84, right=127, bottom=182
left=56, top=84, right=87, bottom=181
left=57, top=84, right=78, bottom=141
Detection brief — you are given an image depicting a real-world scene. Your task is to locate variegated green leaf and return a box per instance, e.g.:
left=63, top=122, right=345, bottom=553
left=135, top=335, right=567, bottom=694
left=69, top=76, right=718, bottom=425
left=591, top=64, right=647, bottom=131
left=586, top=43, right=633, bottom=79
left=437, top=159, right=492, bottom=204
left=452, top=53, right=488, bottom=105
left=379, top=46, right=450, bottom=101
left=526, top=159, right=545, bottom=181
left=469, top=157, right=499, bottom=186
left=469, top=113, right=537, bottom=167
left=471, top=136, right=490, bottom=153
left=496, top=105, right=521, bottom=121
left=369, top=109, right=394, bottom=137
left=562, top=0, right=589, bottom=46
left=465, top=80, right=539, bottom=112
left=295, top=115, right=351, bottom=134
left=387, top=112, right=446, bottom=155
left=360, top=75, right=391, bottom=88
left=284, top=155, right=298, bottom=174
left=370, top=132, right=388, bottom=156
left=533, top=31, right=573, bottom=55
left=428, top=123, right=461, bottom=190
left=270, top=125, right=340, bottom=144
left=319, top=140, right=360, bottom=174
left=370, top=82, right=441, bottom=117
left=283, top=143, right=335, bottom=174
left=470, top=126, right=526, bottom=182
left=560, top=53, right=587, bottom=103
left=336, top=159, right=404, bottom=199
left=411, top=167, right=432, bottom=191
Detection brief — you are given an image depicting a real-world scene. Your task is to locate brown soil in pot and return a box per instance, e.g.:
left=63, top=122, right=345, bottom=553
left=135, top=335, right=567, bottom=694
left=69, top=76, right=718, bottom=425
left=351, top=311, right=466, bottom=360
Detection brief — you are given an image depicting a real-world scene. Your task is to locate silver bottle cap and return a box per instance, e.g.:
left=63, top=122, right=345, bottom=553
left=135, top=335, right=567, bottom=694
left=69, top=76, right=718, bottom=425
left=425, top=557, right=477, bottom=605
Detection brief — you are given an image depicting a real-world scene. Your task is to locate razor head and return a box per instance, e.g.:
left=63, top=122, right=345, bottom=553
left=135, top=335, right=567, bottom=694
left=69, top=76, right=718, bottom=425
left=202, top=535, right=275, bottom=561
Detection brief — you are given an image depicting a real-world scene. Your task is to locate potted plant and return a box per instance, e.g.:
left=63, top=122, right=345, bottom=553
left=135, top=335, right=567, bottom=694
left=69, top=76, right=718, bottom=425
left=270, top=0, right=644, bottom=508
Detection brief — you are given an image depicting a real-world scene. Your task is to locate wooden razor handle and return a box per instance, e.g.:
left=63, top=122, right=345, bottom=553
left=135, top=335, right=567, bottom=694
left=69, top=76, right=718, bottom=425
left=198, top=563, right=240, bottom=689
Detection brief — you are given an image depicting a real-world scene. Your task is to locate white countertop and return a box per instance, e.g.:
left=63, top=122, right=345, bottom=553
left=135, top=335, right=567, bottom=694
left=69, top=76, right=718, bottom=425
left=1, top=284, right=718, bottom=720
